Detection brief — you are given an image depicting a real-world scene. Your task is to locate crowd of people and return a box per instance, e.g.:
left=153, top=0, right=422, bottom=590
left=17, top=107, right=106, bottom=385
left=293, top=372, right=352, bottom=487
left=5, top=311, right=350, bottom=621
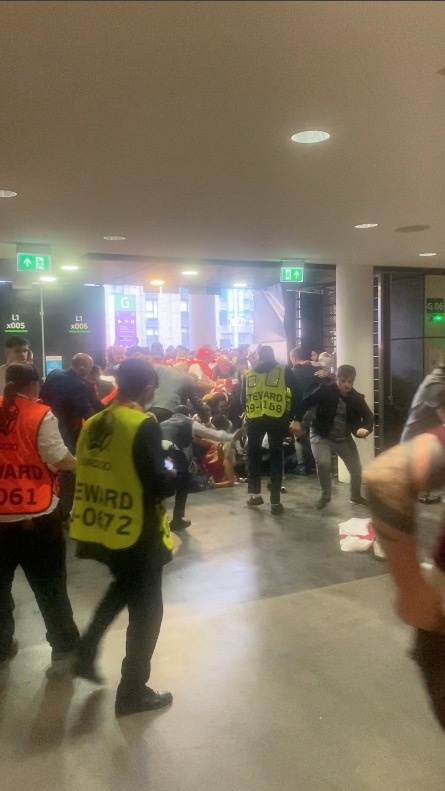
left=2, top=331, right=445, bottom=728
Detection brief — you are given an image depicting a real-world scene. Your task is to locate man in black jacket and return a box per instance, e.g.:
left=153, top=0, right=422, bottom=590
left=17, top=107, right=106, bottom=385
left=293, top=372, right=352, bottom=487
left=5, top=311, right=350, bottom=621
left=291, top=364, right=374, bottom=510
left=290, top=347, right=330, bottom=474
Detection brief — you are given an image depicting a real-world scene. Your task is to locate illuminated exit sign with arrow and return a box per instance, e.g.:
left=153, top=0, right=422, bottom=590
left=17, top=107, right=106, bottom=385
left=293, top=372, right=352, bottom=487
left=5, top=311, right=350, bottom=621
left=17, top=253, right=51, bottom=272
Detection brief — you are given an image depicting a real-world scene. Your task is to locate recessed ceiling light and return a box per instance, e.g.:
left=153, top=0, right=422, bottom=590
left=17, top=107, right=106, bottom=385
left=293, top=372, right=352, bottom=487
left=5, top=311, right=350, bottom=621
left=150, top=279, right=165, bottom=286
left=103, top=235, right=126, bottom=241
left=182, top=270, right=198, bottom=276
left=40, top=276, right=56, bottom=283
left=291, top=130, right=330, bottom=144
left=233, top=283, right=247, bottom=288
left=395, top=225, right=430, bottom=233
left=0, top=189, right=17, bottom=198
left=419, top=252, right=437, bottom=257
left=354, top=223, right=379, bottom=229
left=61, top=265, right=79, bottom=271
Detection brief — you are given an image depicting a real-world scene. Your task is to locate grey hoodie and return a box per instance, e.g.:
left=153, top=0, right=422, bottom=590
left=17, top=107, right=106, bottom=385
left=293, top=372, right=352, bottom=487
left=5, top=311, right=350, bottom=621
left=401, top=366, right=445, bottom=441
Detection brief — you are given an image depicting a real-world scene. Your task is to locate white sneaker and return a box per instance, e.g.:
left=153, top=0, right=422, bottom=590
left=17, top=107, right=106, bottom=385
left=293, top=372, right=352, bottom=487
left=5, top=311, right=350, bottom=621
left=373, top=537, right=386, bottom=561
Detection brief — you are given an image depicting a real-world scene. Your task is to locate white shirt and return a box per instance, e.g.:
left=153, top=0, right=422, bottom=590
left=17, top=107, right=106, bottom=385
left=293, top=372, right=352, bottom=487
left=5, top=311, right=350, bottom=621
left=0, top=399, right=70, bottom=522
left=188, top=363, right=213, bottom=383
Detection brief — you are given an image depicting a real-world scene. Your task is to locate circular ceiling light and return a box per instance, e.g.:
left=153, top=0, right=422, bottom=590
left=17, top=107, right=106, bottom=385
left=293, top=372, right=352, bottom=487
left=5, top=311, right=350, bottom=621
left=0, top=189, right=17, bottom=198
left=291, top=130, right=330, bottom=144
left=40, top=276, right=56, bottom=283
left=150, top=279, right=165, bottom=286
left=103, top=235, right=126, bottom=241
left=419, top=252, right=437, bottom=257
left=61, top=265, right=79, bottom=271
left=182, top=270, right=198, bottom=276
left=233, top=283, right=247, bottom=288
left=354, top=223, right=379, bottom=229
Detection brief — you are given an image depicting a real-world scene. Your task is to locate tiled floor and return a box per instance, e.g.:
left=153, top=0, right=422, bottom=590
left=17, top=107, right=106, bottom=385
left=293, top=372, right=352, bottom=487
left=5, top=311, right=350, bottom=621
left=1, top=476, right=444, bottom=790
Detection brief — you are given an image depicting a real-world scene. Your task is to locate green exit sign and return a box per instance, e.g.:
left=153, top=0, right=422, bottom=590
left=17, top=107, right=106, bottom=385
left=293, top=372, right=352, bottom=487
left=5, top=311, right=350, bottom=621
left=17, top=253, right=51, bottom=272
left=280, top=266, right=304, bottom=283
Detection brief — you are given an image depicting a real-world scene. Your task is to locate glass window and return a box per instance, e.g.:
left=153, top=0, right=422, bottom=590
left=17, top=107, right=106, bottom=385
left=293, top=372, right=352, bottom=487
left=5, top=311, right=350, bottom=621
left=146, top=299, right=158, bottom=319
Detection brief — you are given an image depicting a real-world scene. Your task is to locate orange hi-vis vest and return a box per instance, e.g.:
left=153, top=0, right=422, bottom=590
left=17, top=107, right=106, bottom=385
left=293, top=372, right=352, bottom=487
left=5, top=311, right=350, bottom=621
left=0, top=397, right=57, bottom=516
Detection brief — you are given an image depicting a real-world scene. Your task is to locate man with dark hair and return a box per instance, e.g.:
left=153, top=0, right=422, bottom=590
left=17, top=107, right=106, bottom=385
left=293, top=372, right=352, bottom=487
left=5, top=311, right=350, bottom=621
left=291, top=364, right=374, bottom=510
left=0, top=335, right=30, bottom=395
left=70, top=358, right=177, bottom=716
left=289, top=347, right=329, bottom=474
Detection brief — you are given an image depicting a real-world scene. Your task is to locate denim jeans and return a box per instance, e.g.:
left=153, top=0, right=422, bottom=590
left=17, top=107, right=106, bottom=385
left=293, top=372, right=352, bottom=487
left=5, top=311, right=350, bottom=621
left=310, top=434, right=362, bottom=501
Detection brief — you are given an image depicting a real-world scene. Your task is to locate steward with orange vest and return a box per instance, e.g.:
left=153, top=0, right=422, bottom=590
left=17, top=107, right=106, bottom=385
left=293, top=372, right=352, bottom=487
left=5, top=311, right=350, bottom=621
left=71, top=358, right=177, bottom=717
left=0, top=362, right=79, bottom=669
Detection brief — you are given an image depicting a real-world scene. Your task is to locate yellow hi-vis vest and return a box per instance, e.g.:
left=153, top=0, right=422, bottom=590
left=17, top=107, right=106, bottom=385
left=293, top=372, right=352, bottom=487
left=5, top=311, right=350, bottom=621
left=245, top=364, right=290, bottom=418
left=70, top=405, right=173, bottom=552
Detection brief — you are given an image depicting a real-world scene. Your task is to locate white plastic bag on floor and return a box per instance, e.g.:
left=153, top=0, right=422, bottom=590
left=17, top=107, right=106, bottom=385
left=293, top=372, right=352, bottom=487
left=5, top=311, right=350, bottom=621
left=338, top=517, right=375, bottom=552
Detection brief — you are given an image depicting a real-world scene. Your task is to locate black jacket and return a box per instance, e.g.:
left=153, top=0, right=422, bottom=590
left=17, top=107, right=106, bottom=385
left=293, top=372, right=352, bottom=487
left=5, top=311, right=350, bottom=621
left=292, top=363, right=324, bottom=400
left=41, top=368, right=103, bottom=451
left=299, top=384, right=374, bottom=439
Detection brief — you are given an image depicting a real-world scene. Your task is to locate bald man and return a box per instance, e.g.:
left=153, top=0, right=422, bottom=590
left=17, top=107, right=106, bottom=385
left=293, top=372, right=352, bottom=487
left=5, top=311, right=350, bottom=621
left=41, top=353, right=102, bottom=451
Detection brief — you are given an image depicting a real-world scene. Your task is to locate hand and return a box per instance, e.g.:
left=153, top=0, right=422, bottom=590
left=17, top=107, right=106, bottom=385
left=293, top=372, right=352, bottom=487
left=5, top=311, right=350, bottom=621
left=314, top=369, right=329, bottom=378
left=356, top=428, right=369, bottom=438
left=289, top=420, right=304, bottom=437
left=397, top=582, right=445, bottom=632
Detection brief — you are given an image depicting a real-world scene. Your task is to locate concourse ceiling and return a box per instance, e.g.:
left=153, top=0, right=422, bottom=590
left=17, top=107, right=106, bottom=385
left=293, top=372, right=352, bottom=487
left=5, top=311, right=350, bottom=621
left=0, top=1, right=444, bottom=288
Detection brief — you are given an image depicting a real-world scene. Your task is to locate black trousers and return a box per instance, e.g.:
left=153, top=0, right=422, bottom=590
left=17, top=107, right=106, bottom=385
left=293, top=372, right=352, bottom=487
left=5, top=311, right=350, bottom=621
left=171, top=448, right=189, bottom=521
left=0, top=509, right=79, bottom=656
left=78, top=547, right=164, bottom=698
left=247, top=416, right=288, bottom=503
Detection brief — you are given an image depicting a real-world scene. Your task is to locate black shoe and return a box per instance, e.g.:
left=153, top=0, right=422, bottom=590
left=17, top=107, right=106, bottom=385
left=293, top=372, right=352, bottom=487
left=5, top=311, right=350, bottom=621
left=169, top=518, right=191, bottom=531
left=350, top=497, right=368, bottom=507
left=247, top=495, right=264, bottom=507
left=296, top=465, right=308, bottom=476
left=0, top=639, right=18, bottom=663
left=271, top=503, right=284, bottom=515
left=72, top=656, right=105, bottom=685
left=115, top=687, right=173, bottom=717
left=316, top=497, right=330, bottom=511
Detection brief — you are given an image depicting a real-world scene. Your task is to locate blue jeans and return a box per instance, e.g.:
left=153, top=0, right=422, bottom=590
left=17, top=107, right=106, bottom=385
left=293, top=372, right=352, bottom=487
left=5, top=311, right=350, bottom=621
left=310, top=434, right=362, bottom=501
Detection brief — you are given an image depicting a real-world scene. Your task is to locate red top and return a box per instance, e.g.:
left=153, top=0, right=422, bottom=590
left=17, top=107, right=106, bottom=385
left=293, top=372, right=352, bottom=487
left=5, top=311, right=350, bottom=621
left=426, top=426, right=445, bottom=572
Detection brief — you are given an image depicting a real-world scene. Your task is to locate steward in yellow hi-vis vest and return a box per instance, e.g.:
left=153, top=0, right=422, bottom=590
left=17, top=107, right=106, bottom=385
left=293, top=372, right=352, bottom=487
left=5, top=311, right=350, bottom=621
left=71, top=404, right=173, bottom=552
left=244, top=365, right=290, bottom=418
left=242, top=346, right=298, bottom=514
left=71, top=359, right=178, bottom=714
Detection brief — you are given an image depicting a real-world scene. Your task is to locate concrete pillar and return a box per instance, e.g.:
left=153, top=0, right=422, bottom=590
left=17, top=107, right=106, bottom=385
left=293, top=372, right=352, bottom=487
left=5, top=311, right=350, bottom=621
left=336, top=263, right=375, bottom=481
left=188, top=293, right=218, bottom=350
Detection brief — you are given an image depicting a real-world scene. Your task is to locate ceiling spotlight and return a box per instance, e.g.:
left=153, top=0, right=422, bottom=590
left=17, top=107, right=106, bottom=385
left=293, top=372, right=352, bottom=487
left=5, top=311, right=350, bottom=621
left=103, top=235, right=126, bottom=241
left=0, top=189, right=17, bottom=198
left=291, top=130, right=330, bottom=144
left=419, top=252, right=437, bottom=257
left=354, top=223, right=379, bottom=229
left=182, top=271, right=198, bottom=276
left=61, top=265, right=79, bottom=271
left=233, top=283, right=247, bottom=288
left=40, top=276, right=56, bottom=283
left=150, top=279, right=165, bottom=286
